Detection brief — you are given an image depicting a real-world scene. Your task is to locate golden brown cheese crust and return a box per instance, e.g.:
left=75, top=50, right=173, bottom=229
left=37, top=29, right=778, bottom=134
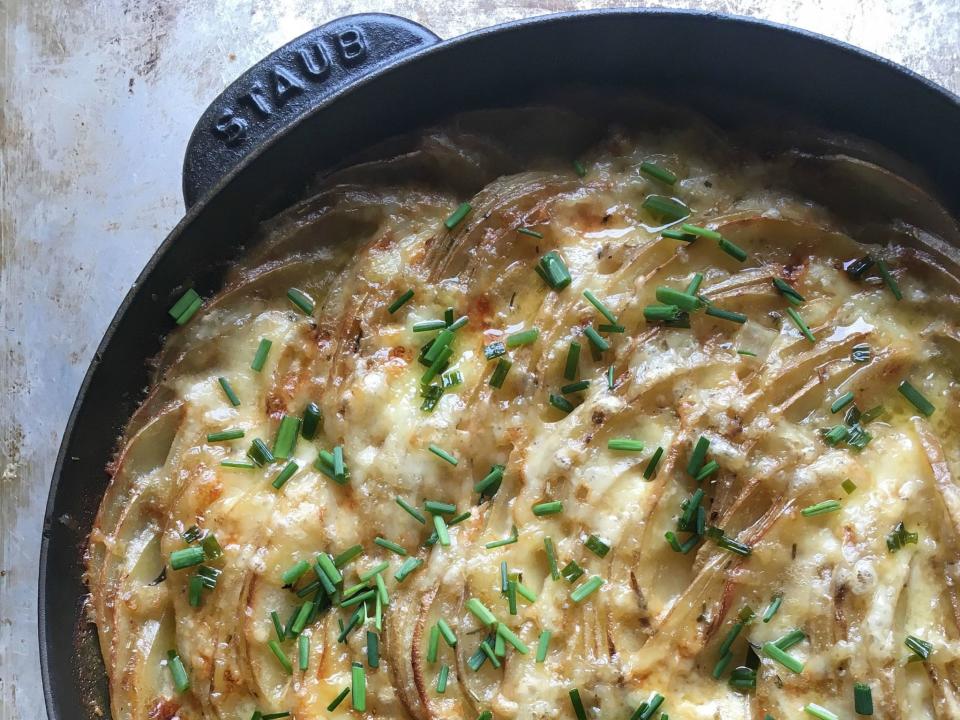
left=87, top=100, right=960, bottom=720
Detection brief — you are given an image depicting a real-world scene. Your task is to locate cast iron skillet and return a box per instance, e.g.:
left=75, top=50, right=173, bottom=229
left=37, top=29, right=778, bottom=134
left=39, top=9, right=960, bottom=720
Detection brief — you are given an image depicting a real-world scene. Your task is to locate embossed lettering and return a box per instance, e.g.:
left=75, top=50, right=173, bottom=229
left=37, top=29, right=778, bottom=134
left=335, top=28, right=367, bottom=66
left=212, top=109, right=248, bottom=145
left=297, top=42, right=331, bottom=79
left=270, top=66, right=304, bottom=106
left=241, top=82, right=272, bottom=117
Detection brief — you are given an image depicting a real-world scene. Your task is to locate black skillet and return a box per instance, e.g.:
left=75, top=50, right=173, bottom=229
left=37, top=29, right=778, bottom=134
left=39, top=9, right=960, bottom=719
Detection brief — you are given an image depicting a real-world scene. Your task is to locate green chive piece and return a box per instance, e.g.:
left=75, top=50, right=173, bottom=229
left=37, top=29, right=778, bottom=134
left=340, top=588, right=376, bottom=608
left=851, top=343, right=871, bottom=363
left=823, top=424, right=850, bottom=446
left=705, top=306, right=747, bottom=324
left=842, top=479, right=858, bottom=494
left=272, top=415, right=300, bottom=459
left=173, top=297, right=203, bottom=326
left=507, top=328, right=539, bottom=348
left=598, top=323, right=627, bottom=333
left=436, top=664, right=450, bottom=693
left=583, top=290, right=618, bottom=324
left=549, top=393, right=575, bottom=413
left=489, top=358, right=512, bottom=388
left=327, top=686, right=350, bottom=712
left=544, top=537, right=560, bottom=580
left=854, top=683, right=874, bottom=715
left=484, top=341, right=506, bottom=360
left=332, top=445, right=345, bottom=481
left=642, top=194, right=690, bottom=222
left=643, top=304, right=681, bottom=323
left=737, top=349, right=757, bottom=357
left=299, top=403, right=321, bottom=440
left=564, top=342, right=581, bottom=380
left=718, top=622, right=744, bottom=657
left=166, top=650, right=190, bottom=692
left=333, top=544, right=363, bottom=569
left=685, top=272, right=704, bottom=296
left=207, top=429, right=245, bottom=442
left=687, top=436, right=710, bottom=477
left=718, top=236, right=748, bottom=262
left=396, top=497, right=427, bottom=524
left=561, top=380, right=590, bottom=394
left=762, top=595, right=783, bottom=623
left=537, top=251, right=572, bottom=291
left=608, top=438, right=645, bottom=452
left=290, top=601, right=314, bottom=635
left=569, top=689, right=587, bottom=720
left=803, top=703, right=839, bottom=720
left=583, top=326, right=610, bottom=352
left=606, top=365, right=615, bottom=390
left=584, top=534, right=611, bottom=558
left=426, top=623, right=440, bottom=663
left=774, top=629, right=806, bottom=651
left=188, top=575, right=203, bottom=606
left=643, top=447, right=664, bottom=479
left=250, top=338, right=273, bottom=372
left=220, top=460, right=256, bottom=469
left=536, top=630, right=551, bottom=662
left=507, top=580, right=518, bottom=615
left=169, top=288, right=202, bottom=323
left=270, top=610, right=285, bottom=642
left=728, top=666, right=757, bottom=691
left=359, top=561, right=390, bottom=582
left=786, top=306, right=815, bottom=342
left=801, top=500, right=841, bottom=517
left=445, top=202, right=472, bottom=230
left=664, top=530, right=700, bottom=554
left=374, top=536, right=407, bottom=556
left=515, top=581, right=536, bottom=603
left=481, top=639, right=500, bottom=667
left=437, top=619, right=457, bottom=647
left=170, top=546, right=205, bottom=571
left=217, top=377, right=240, bottom=406
left=466, top=598, right=497, bottom=626
left=475, top=465, right=505, bottom=496
left=428, top=444, right=458, bottom=466
left=655, top=287, right=702, bottom=312
left=363, top=630, right=379, bottom=669
left=762, top=641, right=804, bottom=673
left=680, top=223, right=722, bottom=241
left=573, top=160, right=588, bottom=178
left=351, top=661, right=366, bottom=711
left=496, top=623, right=528, bottom=653
left=898, top=380, right=935, bottom=416
left=640, top=161, right=677, bottom=185
left=298, top=634, right=309, bottom=671
left=388, top=289, right=415, bottom=314
left=561, top=561, right=585, bottom=583
left=876, top=259, right=903, bottom=300
left=315, top=553, right=342, bottom=585
left=394, top=557, right=423, bottom=582
left=246, top=438, right=274, bottom=467
left=484, top=525, right=518, bottom=549
left=772, top=277, right=805, bottom=305
left=433, top=515, right=450, bottom=546
left=532, top=500, right=563, bottom=516
left=830, top=391, right=855, bottom=414
left=425, top=500, right=456, bottom=515
left=712, top=651, right=733, bottom=679
left=905, top=634, right=933, bottom=660
left=268, top=640, right=293, bottom=674
left=286, top=288, right=314, bottom=316
left=518, top=227, right=544, bottom=238
left=694, top=459, right=720, bottom=483
left=420, top=346, right=453, bottom=386
left=413, top=319, right=447, bottom=333
left=281, top=559, right=310, bottom=586
left=663, top=229, right=696, bottom=242
left=570, top=575, right=604, bottom=603
left=846, top=255, right=875, bottom=279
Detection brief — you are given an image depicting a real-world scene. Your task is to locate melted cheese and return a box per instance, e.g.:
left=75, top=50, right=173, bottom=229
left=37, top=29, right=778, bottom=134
left=87, top=100, right=960, bottom=720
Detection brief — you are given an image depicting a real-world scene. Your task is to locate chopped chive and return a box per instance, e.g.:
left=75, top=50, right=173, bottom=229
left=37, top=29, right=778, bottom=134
left=898, top=380, right=934, bottom=416
left=466, top=598, right=497, bottom=626
left=476, top=709, right=494, bottom=720
left=394, top=557, right=423, bottom=582
left=272, top=416, right=300, bottom=459
left=678, top=488, right=705, bottom=531
left=374, top=537, right=407, bottom=556
left=428, top=444, right=458, bottom=466
left=606, top=365, right=615, bottom=390
left=694, top=459, right=720, bottom=482
left=484, top=525, right=518, bottom=549
left=584, top=534, right=611, bottom=558
left=823, top=424, right=850, bottom=446
left=876, top=259, right=902, bottom=300
left=705, top=306, right=747, bottom=324
left=643, top=304, right=681, bottom=323
left=327, top=686, right=350, bottom=712
left=316, top=553, right=342, bottom=585
left=170, top=546, right=205, bottom=571
left=544, top=537, right=560, bottom=580
left=563, top=342, right=581, bottom=380
left=250, top=339, right=273, bottom=372
left=634, top=692, right=665, bottom=720
left=169, top=288, right=202, bottom=323
left=718, top=236, right=747, bottom=262
left=663, top=228, right=696, bottom=242
left=728, top=666, right=757, bottom=691
left=173, top=296, right=203, bottom=326
left=846, top=255, right=874, bottom=280
left=375, top=573, right=388, bottom=607
left=388, top=289, right=415, bottom=314
left=436, top=664, right=450, bottom=693
left=475, top=465, right=505, bottom=496
left=188, top=575, right=203, bottom=606
left=583, top=290, right=618, bottom=324
left=537, top=251, right=572, bottom=291
left=640, top=161, right=677, bottom=185
left=680, top=223, right=721, bottom=241
left=905, top=634, right=933, bottom=660
left=785, top=307, right=815, bottom=342
left=480, top=640, right=500, bottom=667
left=518, top=227, right=544, bottom=238
left=268, top=640, right=293, bottom=674
left=484, top=341, right=506, bottom=360
left=217, top=377, right=240, bottom=406
left=444, top=308, right=454, bottom=326
left=569, top=689, right=587, bottom=720
left=762, top=595, right=783, bottom=623
left=351, top=661, right=366, bottom=711
left=340, top=589, right=376, bottom=608
left=841, top=479, right=857, bottom=494
left=573, top=160, right=588, bottom=177
left=200, top=534, right=222, bottom=560
left=298, top=634, right=309, bottom=671
left=396, top=497, right=427, bottom=524
left=772, top=277, right=805, bottom=305
left=442, top=370, right=463, bottom=388
left=220, top=460, right=256, bottom=469
left=489, top=358, right=512, bottom=388
left=854, top=683, right=874, bottom=715
left=445, top=202, right=472, bottom=230
left=333, top=544, right=363, bottom=568
left=762, top=642, right=804, bottom=673
left=655, top=287, right=702, bottom=312
left=166, top=649, right=190, bottom=692
left=643, top=447, right=664, bottom=479
left=737, top=349, right=757, bottom=357
left=687, top=436, right=710, bottom=477
left=331, top=445, right=345, bottom=482
left=664, top=530, right=700, bottom=554
left=515, top=581, right=536, bottom=603
left=496, top=623, right=528, bottom=653
left=712, top=651, right=733, bottom=679
left=281, top=559, right=310, bottom=586
left=286, top=288, right=314, bottom=316
left=719, top=622, right=744, bottom=657
left=773, top=629, right=806, bottom=651
left=561, top=561, right=584, bottom=583
left=413, top=319, right=447, bottom=333
left=359, top=561, right=390, bottom=582
left=433, top=515, right=450, bottom=546
left=532, top=500, right=563, bottom=516
left=830, top=391, right=855, bottom=414
left=420, top=346, right=452, bottom=386
left=561, top=380, right=590, bottom=394
left=801, top=500, right=841, bottom=517
left=270, top=610, right=285, bottom=641
left=507, top=328, right=539, bottom=348
left=803, top=704, right=839, bottom=720
left=290, top=601, right=314, bottom=635
left=684, top=273, right=704, bottom=296
left=608, top=437, right=644, bottom=452
left=851, top=343, right=871, bottom=363
left=570, top=575, right=604, bottom=603
left=437, top=619, right=457, bottom=647
left=207, top=429, right=245, bottom=442
left=426, top=623, right=440, bottom=663
left=337, top=607, right=363, bottom=642
left=365, top=631, right=381, bottom=669
left=549, top=393, right=575, bottom=413
left=500, top=560, right=509, bottom=593
left=597, top=323, right=625, bottom=333
left=247, top=438, right=274, bottom=466
left=425, top=500, right=456, bottom=515
left=583, top=326, right=610, bottom=352
left=536, top=630, right=551, bottom=662
left=642, top=194, right=690, bottom=222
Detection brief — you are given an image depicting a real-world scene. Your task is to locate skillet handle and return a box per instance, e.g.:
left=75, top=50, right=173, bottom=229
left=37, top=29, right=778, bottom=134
left=181, top=13, right=440, bottom=208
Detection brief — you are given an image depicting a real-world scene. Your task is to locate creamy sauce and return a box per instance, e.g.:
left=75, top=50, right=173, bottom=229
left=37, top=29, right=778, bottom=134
left=87, top=100, right=960, bottom=720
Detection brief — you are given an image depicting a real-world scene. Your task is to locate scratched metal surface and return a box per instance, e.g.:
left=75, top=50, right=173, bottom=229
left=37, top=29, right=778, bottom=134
left=0, top=1, right=957, bottom=718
